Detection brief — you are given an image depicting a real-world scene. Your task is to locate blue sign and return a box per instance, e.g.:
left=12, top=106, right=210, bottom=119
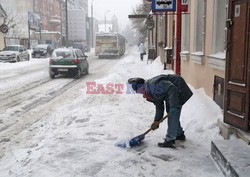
left=152, top=0, right=176, bottom=12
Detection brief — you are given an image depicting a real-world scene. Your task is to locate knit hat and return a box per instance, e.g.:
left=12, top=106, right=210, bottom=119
left=128, top=77, right=145, bottom=91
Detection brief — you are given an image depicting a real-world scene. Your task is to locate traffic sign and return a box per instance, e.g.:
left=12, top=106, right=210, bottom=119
left=152, top=0, right=176, bottom=12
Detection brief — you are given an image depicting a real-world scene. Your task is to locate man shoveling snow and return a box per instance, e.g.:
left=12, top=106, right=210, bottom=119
left=128, top=74, right=193, bottom=148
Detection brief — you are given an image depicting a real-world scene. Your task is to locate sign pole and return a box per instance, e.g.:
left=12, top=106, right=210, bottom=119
left=28, top=21, right=31, bottom=49
left=175, top=0, right=181, bottom=75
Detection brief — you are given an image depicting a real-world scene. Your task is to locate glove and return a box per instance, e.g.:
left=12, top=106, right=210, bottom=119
left=151, top=121, right=159, bottom=130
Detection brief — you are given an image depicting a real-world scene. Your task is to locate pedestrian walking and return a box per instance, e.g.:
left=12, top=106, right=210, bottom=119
left=138, top=42, right=145, bottom=61
left=128, top=74, right=193, bottom=148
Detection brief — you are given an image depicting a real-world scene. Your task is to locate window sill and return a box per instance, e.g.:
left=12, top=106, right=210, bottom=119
left=190, top=52, right=205, bottom=65
left=180, top=51, right=189, bottom=60
left=208, top=52, right=226, bottom=71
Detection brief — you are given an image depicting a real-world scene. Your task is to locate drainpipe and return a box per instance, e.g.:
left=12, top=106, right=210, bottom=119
left=176, top=0, right=182, bottom=75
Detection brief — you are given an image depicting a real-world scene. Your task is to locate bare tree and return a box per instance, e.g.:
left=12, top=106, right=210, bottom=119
left=130, top=0, right=151, bottom=41
left=1, top=1, right=26, bottom=38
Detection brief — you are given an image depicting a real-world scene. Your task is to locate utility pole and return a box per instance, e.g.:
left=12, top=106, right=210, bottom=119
left=91, top=0, right=94, bottom=48
left=176, top=0, right=182, bottom=75
left=60, top=0, right=63, bottom=46
left=65, top=0, right=68, bottom=46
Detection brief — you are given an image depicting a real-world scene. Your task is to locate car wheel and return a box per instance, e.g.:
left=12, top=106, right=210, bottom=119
left=16, top=56, right=20, bottom=62
left=75, top=68, right=81, bottom=79
left=49, top=71, right=56, bottom=79
left=49, top=72, right=56, bottom=79
left=85, top=67, right=89, bottom=75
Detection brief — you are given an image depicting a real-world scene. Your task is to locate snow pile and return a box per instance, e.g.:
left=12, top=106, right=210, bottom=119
left=0, top=47, right=223, bottom=176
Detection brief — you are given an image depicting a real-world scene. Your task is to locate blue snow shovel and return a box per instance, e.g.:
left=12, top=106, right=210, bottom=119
left=115, top=115, right=169, bottom=148
left=129, top=114, right=169, bottom=147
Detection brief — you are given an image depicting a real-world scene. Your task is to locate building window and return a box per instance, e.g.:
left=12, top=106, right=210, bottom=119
left=208, top=0, right=227, bottom=70
left=181, top=14, right=190, bottom=52
left=212, top=0, right=227, bottom=54
left=194, top=0, right=205, bottom=53
left=181, top=4, right=190, bottom=52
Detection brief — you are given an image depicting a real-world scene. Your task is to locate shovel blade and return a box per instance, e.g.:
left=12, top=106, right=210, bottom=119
left=129, top=134, right=145, bottom=147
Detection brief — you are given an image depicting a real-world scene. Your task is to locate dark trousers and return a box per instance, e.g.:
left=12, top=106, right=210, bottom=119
left=140, top=53, right=144, bottom=61
left=166, top=107, right=183, bottom=141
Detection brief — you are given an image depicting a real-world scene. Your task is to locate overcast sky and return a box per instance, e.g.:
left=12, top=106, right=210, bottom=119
left=89, top=0, right=142, bottom=30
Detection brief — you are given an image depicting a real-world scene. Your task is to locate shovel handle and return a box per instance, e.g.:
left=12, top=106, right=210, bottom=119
left=142, top=114, right=169, bottom=136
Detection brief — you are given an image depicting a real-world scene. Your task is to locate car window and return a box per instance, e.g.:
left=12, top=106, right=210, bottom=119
left=73, top=44, right=83, bottom=49
left=36, top=45, right=47, bottom=49
left=75, top=50, right=80, bottom=58
left=76, top=50, right=83, bottom=58
left=52, top=50, right=74, bottom=58
left=3, top=46, right=19, bottom=51
left=19, top=47, right=24, bottom=52
left=78, top=50, right=84, bottom=57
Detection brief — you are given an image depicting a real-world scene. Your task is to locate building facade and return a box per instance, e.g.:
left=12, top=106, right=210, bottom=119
left=149, top=0, right=227, bottom=103
left=68, top=9, right=87, bottom=42
left=66, top=0, right=88, bottom=45
left=148, top=0, right=250, bottom=132
left=33, top=0, right=62, bottom=32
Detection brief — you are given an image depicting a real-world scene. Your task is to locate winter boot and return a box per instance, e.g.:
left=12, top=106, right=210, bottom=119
left=176, top=132, right=186, bottom=141
left=158, top=140, right=175, bottom=148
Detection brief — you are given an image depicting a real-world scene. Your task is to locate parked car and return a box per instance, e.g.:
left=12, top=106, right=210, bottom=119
left=49, top=48, right=89, bottom=79
left=83, top=45, right=90, bottom=52
left=72, top=42, right=90, bottom=53
left=0, top=45, right=29, bottom=62
left=32, top=44, right=54, bottom=58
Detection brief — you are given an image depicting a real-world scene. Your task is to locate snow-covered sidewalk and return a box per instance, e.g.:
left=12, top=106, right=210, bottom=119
left=0, top=47, right=223, bottom=177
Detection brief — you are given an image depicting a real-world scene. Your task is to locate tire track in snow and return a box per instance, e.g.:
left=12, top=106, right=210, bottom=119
left=0, top=77, right=50, bottom=100
left=11, top=78, right=84, bottom=117
left=0, top=53, right=125, bottom=140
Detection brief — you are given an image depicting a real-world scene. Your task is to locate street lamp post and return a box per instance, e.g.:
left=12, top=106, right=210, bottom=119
left=65, top=0, right=68, bottom=47
left=104, top=10, right=110, bottom=32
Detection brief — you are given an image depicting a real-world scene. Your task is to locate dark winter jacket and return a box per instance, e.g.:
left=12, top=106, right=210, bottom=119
left=145, top=74, right=193, bottom=121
